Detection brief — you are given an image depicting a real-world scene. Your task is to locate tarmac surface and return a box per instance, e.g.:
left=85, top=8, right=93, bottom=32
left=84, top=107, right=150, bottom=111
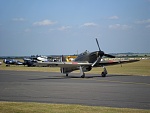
left=0, top=70, right=150, bottom=109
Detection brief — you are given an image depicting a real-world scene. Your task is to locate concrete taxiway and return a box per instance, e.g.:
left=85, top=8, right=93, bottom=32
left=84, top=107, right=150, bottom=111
left=0, top=70, right=150, bottom=109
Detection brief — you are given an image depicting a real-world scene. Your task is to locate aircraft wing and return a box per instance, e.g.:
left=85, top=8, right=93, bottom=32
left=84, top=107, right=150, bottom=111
left=35, top=59, right=139, bottom=67
left=98, top=59, right=139, bottom=66
left=35, top=61, right=92, bottom=68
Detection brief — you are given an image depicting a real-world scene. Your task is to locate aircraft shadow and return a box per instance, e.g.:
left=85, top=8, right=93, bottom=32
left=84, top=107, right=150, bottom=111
left=29, top=75, right=106, bottom=80
left=107, top=74, right=131, bottom=77
left=29, top=76, right=68, bottom=80
left=29, top=74, right=130, bottom=81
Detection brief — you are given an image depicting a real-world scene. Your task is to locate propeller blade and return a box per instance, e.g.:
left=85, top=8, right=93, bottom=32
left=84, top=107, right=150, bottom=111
left=96, top=38, right=101, bottom=51
left=104, top=54, right=115, bottom=58
left=91, top=38, right=103, bottom=67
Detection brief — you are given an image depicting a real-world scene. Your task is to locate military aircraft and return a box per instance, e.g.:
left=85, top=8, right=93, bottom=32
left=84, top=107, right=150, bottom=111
left=23, top=55, right=48, bottom=67
left=36, top=38, right=139, bottom=78
left=3, top=59, right=24, bottom=66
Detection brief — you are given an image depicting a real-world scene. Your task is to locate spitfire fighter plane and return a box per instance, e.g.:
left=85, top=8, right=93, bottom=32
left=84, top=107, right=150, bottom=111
left=36, top=38, right=139, bottom=78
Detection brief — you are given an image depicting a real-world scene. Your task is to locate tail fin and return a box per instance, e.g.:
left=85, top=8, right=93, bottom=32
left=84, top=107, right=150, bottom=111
left=60, top=55, right=66, bottom=73
left=60, top=55, right=77, bottom=74
left=60, top=55, right=66, bottom=62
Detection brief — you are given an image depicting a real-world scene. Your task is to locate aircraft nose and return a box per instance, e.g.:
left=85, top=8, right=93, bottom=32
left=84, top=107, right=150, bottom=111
left=91, top=51, right=104, bottom=57
left=98, top=51, right=104, bottom=57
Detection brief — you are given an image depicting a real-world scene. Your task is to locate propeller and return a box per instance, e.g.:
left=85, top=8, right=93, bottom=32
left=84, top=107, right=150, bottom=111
left=92, top=38, right=115, bottom=67
left=104, top=53, right=115, bottom=58
left=96, top=38, right=115, bottom=58
left=96, top=38, right=101, bottom=51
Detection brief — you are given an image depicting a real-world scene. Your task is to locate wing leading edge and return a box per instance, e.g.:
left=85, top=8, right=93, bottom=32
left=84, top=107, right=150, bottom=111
left=36, top=61, right=92, bottom=68
left=98, top=59, right=139, bottom=66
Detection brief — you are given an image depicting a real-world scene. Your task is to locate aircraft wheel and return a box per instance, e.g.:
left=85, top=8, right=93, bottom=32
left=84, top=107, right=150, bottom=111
left=101, top=72, right=106, bottom=77
left=81, top=73, right=85, bottom=78
left=6, top=64, right=10, bottom=67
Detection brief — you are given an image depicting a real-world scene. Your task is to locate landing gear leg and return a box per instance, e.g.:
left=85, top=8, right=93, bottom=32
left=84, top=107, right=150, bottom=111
left=101, top=66, right=107, bottom=77
left=80, top=66, right=85, bottom=78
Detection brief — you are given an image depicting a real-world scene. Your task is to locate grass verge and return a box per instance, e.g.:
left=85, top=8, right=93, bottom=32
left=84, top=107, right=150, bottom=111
left=0, top=102, right=149, bottom=113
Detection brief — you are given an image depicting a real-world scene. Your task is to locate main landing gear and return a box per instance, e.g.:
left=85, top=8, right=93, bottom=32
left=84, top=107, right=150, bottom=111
left=65, top=66, right=107, bottom=78
left=66, top=74, right=68, bottom=77
left=81, top=73, right=85, bottom=78
left=101, top=66, right=107, bottom=77
left=79, top=66, right=85, bottom=78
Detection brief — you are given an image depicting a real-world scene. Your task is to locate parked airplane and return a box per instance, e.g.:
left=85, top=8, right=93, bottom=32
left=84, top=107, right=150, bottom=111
left=3, top=59, right=23, bottom=66
left=37, top=56, right=48, bottom=62
left=23, top=55, right=48, bottom=67
left=36, top=38, right=139, bottom=78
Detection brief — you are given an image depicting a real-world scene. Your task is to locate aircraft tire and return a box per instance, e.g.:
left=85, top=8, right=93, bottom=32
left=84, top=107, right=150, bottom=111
left=6, top=64, right=10, bottom=67
left=101, top=72, right=106, bottom=77
left=81, top=73, right=85, bottom=78
left=66, top=74, right=68, bottom=77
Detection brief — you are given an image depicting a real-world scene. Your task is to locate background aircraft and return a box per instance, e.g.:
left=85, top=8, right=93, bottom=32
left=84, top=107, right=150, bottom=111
left=36, top=38, right=139, bottom=78
left=3, top=59, right=23, bottom=66
left=23, top=55, right=48, bottom=67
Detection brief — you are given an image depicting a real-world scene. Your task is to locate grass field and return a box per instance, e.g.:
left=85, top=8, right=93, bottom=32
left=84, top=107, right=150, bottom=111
left=0, top=59, right=150, bottom=113
left=0, top=59, right=150, bottom=76
left=90, top=59, right=150, bottom=76
left=0, top=102, right=150, bottom=113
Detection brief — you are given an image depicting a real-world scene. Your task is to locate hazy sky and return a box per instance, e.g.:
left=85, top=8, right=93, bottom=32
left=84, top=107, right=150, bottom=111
left=0, top=0, right=150, bottom=56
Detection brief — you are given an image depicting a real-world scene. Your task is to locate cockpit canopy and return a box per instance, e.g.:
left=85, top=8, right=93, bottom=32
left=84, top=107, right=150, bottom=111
left=74, top=50, right=90, bottom=62
left=79, top=50, right=90, bottom=56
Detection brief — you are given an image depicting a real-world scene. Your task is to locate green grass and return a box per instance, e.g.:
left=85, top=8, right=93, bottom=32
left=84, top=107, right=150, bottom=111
left=0, top=102, right=149, bottom=113
left=0, top=60, right=150, bottom=76
left=89, top=60, right=150, bottom=76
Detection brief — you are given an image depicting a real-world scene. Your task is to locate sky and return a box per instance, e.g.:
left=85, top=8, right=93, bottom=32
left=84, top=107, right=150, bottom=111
left=0, top=0, right=150, bottom=56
